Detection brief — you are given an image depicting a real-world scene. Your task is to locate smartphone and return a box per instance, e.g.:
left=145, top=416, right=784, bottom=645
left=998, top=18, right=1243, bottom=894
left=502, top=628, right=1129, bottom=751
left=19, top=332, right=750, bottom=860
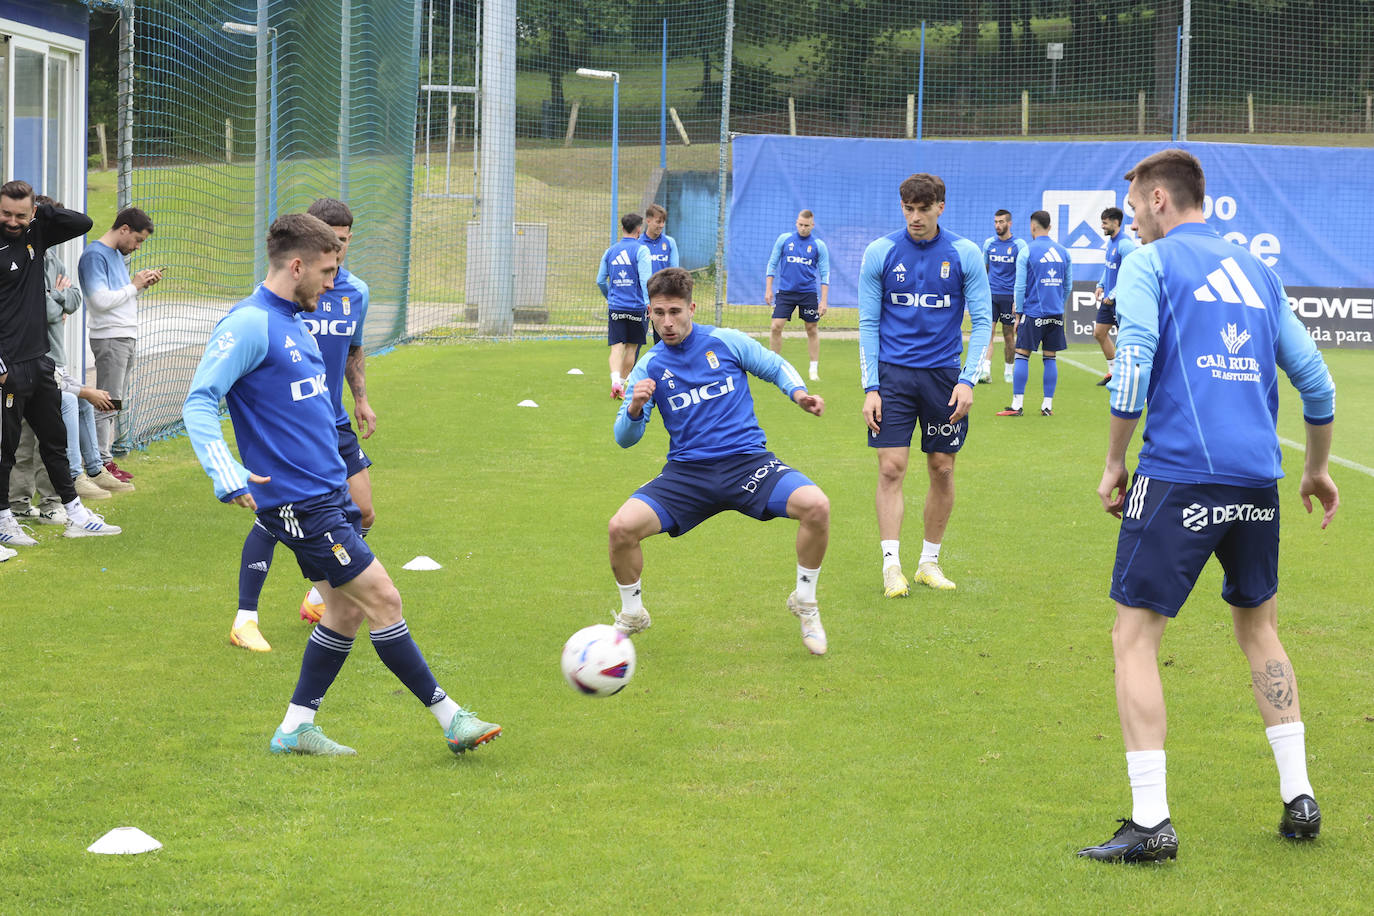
left=110, top=398, right=123, bottom=410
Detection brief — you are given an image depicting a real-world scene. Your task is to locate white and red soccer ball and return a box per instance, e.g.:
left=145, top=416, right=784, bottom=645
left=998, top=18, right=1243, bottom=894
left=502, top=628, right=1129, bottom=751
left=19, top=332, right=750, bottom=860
left=561, top=624, right=636, bottom=697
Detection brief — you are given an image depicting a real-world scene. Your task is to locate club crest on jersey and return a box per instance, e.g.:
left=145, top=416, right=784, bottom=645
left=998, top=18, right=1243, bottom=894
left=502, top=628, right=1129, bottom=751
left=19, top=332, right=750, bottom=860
left=940, top=261, right=950, bottom=279
left=5, top=394, right=11, bottom=408
left=342, top=296, right=351, bottom=316
left=27, top=244, right=35, bottom=260
left=705, top=350, right=720, bottom=369
left=331, top=542, right=352, bottom=566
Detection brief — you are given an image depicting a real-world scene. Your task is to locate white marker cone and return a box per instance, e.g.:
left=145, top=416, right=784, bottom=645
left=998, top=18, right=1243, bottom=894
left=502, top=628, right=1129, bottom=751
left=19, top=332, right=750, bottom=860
left=88, top=827, right=162, bottom=854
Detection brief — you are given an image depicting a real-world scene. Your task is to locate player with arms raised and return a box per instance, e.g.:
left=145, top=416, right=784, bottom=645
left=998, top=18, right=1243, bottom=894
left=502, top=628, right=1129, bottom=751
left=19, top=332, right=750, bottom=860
left=184, top=213, right=500, bottom=757
left=607, top=267, right=831, bottom=656
left=1078, top=149, right=1337, bottom=863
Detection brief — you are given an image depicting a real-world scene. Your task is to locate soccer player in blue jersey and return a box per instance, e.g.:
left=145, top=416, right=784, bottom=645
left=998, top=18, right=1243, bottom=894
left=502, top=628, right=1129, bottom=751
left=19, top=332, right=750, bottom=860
left=597, top=212, right=653, bottom=399
left=228, top=198, right=378, bottom=651
left=184, top=213, right=500, bottom=757
left=996, top=210, right=1071, bottom=418
left=981, top=209, right=1028, bottom=384
left=607, top=267, right=831, bottom=656
left=639, top=204, right=679, bottom=274
left=1092, top=206, right=1138, bottom=386
left=1078, top=149, right=1338, bottom=863
left=859, top=173, right=992, bottom=597
left=765, top=209, right=831, bottom=381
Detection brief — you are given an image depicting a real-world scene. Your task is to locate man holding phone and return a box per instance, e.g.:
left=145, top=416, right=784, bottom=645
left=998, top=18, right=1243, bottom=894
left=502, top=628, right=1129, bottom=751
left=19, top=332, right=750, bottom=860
left=78, top=207, right=160, bottom=484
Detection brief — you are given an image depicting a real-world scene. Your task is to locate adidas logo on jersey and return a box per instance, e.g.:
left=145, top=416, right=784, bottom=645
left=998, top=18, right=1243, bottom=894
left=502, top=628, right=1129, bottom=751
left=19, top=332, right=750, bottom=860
left=248, top=561, right=269, bottom=572
left=1039, top=247, right=1065, bottom=263
left=284, top=335, right=297, bottom=347
left=892, top=262, right=908, bottom=273
left=611, top=249, right=633, bottom=266
left=1193, top=256, right=1266, bottom=309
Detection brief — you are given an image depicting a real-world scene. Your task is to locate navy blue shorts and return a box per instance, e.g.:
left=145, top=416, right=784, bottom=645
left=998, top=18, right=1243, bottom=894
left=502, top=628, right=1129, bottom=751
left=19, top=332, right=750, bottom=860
left=255, top=486, right=376, bottom=587
left=867, top=363, right=967, bottom=453
left=1015, top=314, right=1067, bottom=352
left=631, top=450, right=816, bottom=537
left=772, top=289, right=820, bottom=323
left=992, top=294, right=1016, bottom=325
left=1096, top=299, right=1118, bottom=327
left=608, top=310, right=648, bottom=346
left=336, top=421, right=373, bottom=479
left=1111, top=476, right=1280, bottom=617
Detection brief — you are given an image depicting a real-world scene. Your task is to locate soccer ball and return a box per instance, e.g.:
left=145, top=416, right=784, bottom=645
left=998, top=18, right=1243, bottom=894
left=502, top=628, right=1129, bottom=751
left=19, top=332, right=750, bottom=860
left=561, top=624, right=636, bottom=697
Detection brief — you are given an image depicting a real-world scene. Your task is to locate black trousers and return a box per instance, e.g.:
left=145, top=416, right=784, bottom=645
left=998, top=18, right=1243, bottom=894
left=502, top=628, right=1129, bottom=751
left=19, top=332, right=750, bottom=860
left=0, top=355, right=76, bottom=505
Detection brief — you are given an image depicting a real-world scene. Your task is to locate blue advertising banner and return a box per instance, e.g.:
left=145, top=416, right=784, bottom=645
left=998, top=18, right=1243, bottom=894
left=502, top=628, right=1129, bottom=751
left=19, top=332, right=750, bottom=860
left=728, top=137, right=1374, bottom=345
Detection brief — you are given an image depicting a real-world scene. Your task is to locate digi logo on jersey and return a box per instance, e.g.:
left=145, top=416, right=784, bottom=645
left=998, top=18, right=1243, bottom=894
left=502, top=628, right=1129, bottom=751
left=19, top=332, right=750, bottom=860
left=666, top=375, right=736, bottom=411
left=290, top=373, right=328, bottom=401
left=786, top=255, right=814, bottom=265
left=302, top=317, right=358, bottom=337
left=889, top=292, right=953, bottom=309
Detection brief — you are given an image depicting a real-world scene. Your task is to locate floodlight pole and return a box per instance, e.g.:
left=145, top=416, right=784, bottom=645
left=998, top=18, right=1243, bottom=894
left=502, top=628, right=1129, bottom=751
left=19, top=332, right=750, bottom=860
left=575, top=68, right=621, bottom=245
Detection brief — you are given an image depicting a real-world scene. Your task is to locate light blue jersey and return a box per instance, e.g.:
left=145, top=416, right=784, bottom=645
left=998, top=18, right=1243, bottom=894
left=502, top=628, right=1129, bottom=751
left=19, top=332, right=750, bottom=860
left=301, top=266, right=369, bottom=427
left=597, top=238, right=652, bottom=312
left=767, top=231, right=831, bottom=294
left=1099, top=230, right=1137, bottom=299
left=1016, top=235, right=1074, bottom=317
left=858, top=227, right=992, bottom=391
left=614, top=324, right=806, bottom=462
left=981, top=235, right=1028, bottom=296
left=639, top=231, right=679, bottom=273
left=1108, top=222, right=1335, bottom=487
left=183, top=285, right=348, bottom=508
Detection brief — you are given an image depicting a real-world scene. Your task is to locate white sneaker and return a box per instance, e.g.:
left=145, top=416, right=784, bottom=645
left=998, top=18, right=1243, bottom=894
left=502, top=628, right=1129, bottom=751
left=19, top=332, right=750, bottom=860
left=0, top=544, right=17, bottom=562
left=613, top=607, right=651, bottom=635
left=914, top=561, right=956, bottom=591
left=809, top=370, right=820, bottom=382
left=0, top=514, right=38, bottom=546
left=787, top=591, right=827, bottom=655
left=882, top=565, right=910, bottom=598
left=64, top=509, right=122, bottom=538
left=1003, top=366, right=1014, bottom=384
left=35, top=506, right=68, bottom=526
left=976, top=361, right=991, bottom=384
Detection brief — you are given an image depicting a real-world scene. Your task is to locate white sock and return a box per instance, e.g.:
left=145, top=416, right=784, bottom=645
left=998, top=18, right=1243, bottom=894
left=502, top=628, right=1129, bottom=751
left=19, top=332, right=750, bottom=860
left=62, top=498, right=88, bottom=522
left=280, top=703, right=316, bottom=732
left=980, top=359, right=990, bottom=372
left=1004, top=361, right=1014, bottom=376
left=1010, top=393, right=1024, bottom=410
left=429, top=694, right=460, bottom=727
left=307, top=585, right=324, bottom=606
left=1042, top=396, right=1054, bottom=411
left=234, top=609, right=259, bottom=628
left=618, top=579, right=644, bottom=613
left=1267, top=722, right=1315, bottom=803
left=1126, top=749, right=1170, bottom=827
left=880, top=539, right=901, bottom=570
left=919, top=540, right=940, bottom=566
left=611, top=371, right=622, bottom=386
left=795, top=564, right=820, bottom=603
left=808, top=360, right=819, bottom=376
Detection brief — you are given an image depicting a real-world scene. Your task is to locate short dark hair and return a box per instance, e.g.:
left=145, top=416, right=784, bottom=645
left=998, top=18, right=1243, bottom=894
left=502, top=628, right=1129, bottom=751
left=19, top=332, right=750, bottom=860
left=0, top=180, right=34, bottom=203
left=1101, top=207, right=1124, bottom=222
left=1030, top=210, right=1051, bottom=230
left=647, top=266, right=693, bottom=303
left=266, top=213, right=342, bottom=267
left=994, top=208, right=1011, bottom=218
left=899, top=173, right=945, bottom=206
left=1124, top=148, right=1205, bottom=211
left=798, top=209, right=814, bottom=220
left=644, top=203, right=667, bottom=221
left=307, top=197, right=354, bottom=228
left=113, top=207, right=154, bottom=234
left=621, top=212, right=644, bottom=234
left=34, top=195, right=63, bottom=209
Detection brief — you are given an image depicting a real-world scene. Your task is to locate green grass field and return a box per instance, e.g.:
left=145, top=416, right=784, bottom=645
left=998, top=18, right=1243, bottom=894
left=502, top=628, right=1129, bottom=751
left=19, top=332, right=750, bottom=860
left=2, top=338, right=1370, bottom=912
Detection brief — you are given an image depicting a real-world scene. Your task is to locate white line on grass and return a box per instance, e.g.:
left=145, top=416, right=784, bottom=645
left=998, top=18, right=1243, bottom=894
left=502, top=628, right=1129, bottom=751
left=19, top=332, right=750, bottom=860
left=1056, top=354, right=1374, bottom=479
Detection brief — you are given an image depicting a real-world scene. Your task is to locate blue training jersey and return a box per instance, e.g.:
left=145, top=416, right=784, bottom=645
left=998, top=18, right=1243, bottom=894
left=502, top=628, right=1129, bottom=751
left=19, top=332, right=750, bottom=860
left=597, top=238, right=652, bottom=312
left=858, top=226, right=992, bottom=391
left=613, top=323, right=807, bottom=462
left=1108, top=222, right=1335, bottom=487
left=1016, top=235, right=1074, bottom=317
left=301, top=265, right=369, bottom=427
left=1099, top=230, right=1137, bottom=300
left=639, top=231, right=679, bottom=273
left=183, top=285, right=348, bottom=508
left=981, top=235, right=1028, bottom=296
left=766, top=231, right=831, bottom=294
